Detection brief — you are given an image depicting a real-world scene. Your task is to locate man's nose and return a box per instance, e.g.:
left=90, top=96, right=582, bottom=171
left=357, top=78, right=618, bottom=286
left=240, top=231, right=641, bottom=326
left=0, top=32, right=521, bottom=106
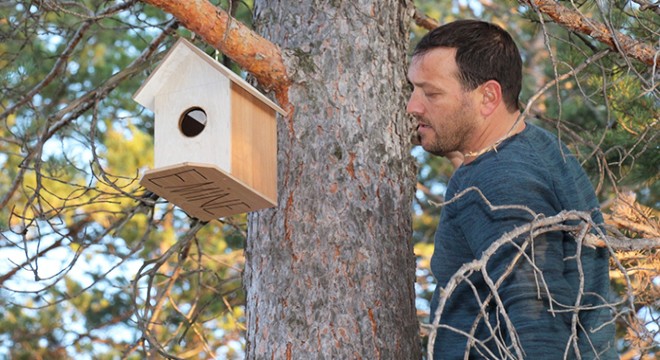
left=406, top=93, right=423, bottom=116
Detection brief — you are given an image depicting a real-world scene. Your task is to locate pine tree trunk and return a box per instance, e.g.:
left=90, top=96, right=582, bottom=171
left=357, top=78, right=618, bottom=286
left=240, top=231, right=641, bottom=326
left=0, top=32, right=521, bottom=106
left=244, top=1, right=419, bottom=358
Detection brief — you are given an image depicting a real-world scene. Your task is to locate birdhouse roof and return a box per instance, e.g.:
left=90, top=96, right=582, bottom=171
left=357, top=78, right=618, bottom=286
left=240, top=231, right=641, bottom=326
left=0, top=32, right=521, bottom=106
left=133, top=38, right=286, bottom=115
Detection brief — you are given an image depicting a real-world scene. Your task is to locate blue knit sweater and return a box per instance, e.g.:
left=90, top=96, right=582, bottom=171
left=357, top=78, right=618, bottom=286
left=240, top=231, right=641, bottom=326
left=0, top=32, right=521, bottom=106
left=429, top=123, right=616, bottom=359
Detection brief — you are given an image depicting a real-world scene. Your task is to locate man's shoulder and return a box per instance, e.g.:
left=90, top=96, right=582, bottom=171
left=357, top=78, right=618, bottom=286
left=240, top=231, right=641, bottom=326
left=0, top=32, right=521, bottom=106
left=448, top=161, right=554, bottom=210
left=448, top=126, right=559, bottom=201
left=468, top=144, right=551, bottom=182
left=470, top=123, right=572, bottom=176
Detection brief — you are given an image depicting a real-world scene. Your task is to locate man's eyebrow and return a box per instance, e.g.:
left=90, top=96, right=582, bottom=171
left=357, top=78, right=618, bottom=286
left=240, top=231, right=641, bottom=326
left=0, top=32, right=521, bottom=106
left=409, top=80, right=443, bottom=92
left=408, top=79, right=426, bottom=87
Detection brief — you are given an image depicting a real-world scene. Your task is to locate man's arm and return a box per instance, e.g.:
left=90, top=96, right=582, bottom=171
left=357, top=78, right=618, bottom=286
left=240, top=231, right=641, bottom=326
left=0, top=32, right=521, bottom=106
left=459, top=166, right=577, bottom=358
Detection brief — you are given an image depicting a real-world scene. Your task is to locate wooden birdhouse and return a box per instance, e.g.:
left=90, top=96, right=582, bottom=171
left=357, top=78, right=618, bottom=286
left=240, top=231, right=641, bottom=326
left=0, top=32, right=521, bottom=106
left=133, top=38, right=285, bottom=221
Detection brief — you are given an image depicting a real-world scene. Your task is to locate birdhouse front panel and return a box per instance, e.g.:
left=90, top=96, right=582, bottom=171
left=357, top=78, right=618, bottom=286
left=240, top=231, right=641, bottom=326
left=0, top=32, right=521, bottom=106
left=153, top=60, right=232, bottom=171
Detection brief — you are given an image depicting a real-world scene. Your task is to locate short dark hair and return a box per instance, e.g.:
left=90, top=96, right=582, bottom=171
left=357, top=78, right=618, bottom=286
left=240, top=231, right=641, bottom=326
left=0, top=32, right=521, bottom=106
left=413, top=20, right=522, bottom=112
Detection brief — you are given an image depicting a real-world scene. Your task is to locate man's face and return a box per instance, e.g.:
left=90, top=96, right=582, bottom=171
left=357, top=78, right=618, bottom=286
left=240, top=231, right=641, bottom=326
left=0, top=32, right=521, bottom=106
left=407, top=47, right=479, bottom=156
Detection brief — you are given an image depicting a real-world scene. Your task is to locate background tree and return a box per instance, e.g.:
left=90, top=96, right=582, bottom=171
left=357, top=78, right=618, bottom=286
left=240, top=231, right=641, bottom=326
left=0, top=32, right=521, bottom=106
left=0, top=0, right=658, bottom=359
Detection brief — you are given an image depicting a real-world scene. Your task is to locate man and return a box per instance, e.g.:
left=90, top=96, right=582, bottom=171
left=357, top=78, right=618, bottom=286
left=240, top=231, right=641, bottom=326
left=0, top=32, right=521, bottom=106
left=408, top=20, right=616, bottom=359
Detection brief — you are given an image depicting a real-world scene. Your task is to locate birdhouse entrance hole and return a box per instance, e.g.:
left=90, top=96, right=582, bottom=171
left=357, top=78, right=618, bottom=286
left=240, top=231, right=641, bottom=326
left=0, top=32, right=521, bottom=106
left=179, top=107, right=207, bottom=137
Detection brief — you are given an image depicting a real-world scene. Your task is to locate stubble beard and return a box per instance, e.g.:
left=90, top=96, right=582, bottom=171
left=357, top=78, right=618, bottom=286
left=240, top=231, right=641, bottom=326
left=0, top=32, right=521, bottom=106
left=420, top=129, right=455, bottom=157
left=420, top=97, right=477, bottom=157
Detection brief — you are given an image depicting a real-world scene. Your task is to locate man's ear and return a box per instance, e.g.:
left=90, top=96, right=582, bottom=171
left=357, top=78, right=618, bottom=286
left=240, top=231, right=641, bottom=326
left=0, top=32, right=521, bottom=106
left=479, top=80, right=502, bottom=117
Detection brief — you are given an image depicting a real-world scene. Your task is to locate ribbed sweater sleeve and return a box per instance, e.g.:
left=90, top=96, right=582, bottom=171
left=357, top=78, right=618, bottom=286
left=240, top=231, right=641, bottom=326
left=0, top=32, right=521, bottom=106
left=456, top=161, right=575, bottom=358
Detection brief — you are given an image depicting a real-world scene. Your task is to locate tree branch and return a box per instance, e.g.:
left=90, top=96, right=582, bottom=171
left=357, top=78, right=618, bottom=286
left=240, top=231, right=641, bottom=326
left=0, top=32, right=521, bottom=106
left=0, top=0, right=139, bottom=122
left=522, top=0, right=659, bottom=67
left=413, top=8, right=439, bottom=30
left=586, top=233, right=660, bottom=251
left=0, top=20, right=177, bottom=212
left=632, top=0, right=660, bottom=16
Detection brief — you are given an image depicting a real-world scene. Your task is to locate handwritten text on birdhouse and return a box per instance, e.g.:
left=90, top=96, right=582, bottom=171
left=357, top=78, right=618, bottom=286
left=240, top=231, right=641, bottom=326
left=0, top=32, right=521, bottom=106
left=147, top=168, right=250, bottom=214
left=141, top=164, right=275, bottom=221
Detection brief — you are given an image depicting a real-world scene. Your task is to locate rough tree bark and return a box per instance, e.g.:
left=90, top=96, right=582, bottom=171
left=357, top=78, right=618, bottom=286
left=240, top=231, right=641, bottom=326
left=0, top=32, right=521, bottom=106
left=243, top=0, right=420, bottom=358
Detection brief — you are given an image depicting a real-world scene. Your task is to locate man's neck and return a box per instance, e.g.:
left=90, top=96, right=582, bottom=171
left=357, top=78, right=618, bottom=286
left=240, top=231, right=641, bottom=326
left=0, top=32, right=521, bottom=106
left=462, top=111, right=524, bottom=164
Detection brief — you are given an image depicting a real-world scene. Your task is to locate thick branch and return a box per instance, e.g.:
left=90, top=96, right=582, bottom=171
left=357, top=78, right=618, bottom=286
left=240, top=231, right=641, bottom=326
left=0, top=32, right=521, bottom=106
left=413, top=8, right=439, bottom=30
left=586, top=233, right=660, bottom=251
left=605, top=215, right=660, bottom=239
left=632, top=0, right=660, bottom=16
left=522, top=0, right=659, bottom=67
left=141, top=0, right=291, bottom=113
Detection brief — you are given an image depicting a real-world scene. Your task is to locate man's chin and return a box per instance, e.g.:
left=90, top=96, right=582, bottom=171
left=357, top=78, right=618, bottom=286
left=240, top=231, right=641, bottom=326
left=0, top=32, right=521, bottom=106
left=420, top=142, right=447, bottom=157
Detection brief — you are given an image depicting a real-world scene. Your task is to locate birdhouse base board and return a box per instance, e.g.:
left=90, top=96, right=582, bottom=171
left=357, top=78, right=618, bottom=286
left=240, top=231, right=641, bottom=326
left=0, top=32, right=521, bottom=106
left=140, top=163, right=276, bottom=221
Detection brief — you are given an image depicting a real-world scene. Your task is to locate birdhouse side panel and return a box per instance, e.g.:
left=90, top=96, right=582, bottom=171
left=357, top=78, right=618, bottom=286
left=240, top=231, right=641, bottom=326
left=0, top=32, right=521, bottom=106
left=153, top=77, right=232, bottom=172
left=230, top=83, right=278, bottom=203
